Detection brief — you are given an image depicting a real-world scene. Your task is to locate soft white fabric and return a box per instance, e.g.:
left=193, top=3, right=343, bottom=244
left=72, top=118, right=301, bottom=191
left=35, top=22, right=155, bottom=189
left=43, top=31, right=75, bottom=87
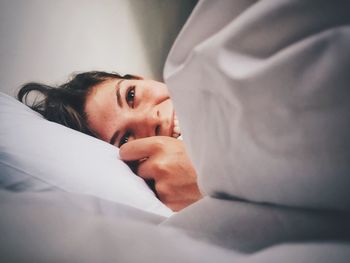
left=0, top=92, right=173, bottom=217
left=164, top=0, right=350, bottom=212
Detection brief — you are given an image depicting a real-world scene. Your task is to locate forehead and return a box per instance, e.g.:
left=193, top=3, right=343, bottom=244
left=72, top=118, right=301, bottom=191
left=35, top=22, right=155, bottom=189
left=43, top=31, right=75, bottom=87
left=88, top=78, right=119, bottom=102
left=84, top=78, right=120, bottom=141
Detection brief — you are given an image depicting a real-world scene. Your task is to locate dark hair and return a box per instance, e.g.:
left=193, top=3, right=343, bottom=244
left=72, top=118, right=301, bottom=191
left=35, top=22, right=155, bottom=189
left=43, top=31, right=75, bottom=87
left=17, top=71, right=135, bottom=136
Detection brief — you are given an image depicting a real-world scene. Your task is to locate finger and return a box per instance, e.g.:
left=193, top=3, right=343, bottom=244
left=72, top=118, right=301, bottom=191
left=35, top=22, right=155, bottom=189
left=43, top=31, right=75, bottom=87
left=136, top=157, right=157, bottom=180
left=119, top=136, right=166, bottom=161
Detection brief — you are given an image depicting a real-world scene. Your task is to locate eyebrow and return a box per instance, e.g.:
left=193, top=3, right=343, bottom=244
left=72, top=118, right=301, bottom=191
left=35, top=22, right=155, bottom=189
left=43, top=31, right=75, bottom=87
left=110, top=79, right=126, bottom=145
left=116, top=79, right=124, bottom=108
left=109, top=130, right=120, bottom=145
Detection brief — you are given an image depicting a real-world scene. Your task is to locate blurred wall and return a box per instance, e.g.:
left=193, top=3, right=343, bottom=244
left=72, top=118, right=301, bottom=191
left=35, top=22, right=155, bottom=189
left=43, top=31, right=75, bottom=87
left=0, top=0, right=196, bottom=96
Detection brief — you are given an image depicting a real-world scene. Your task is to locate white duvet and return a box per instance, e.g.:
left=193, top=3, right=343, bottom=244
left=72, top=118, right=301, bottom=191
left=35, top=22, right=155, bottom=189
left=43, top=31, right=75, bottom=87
left=164, top=0, right=350, bottom=212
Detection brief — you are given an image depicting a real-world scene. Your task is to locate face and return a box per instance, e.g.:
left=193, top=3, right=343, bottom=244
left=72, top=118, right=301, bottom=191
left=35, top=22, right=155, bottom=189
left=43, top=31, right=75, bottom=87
left=84, top=77, right=181, bottom=147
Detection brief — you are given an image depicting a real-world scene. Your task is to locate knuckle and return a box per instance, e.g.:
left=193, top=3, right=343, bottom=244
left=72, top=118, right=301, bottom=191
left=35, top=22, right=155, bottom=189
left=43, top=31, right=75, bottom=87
left=152, top=137, right=166, bottom=150
left=154, top=159, right=168, bottom=174
left=155, top=183, right=169, bottom=196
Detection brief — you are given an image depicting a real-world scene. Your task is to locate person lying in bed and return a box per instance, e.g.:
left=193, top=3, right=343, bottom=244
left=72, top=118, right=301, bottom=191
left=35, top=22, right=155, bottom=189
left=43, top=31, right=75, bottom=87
left=17, top=71, right=202, bottom=211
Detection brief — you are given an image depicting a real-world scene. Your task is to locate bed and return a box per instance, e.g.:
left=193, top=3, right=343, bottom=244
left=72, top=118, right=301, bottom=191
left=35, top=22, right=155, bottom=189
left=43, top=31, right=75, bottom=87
left=1, top=0, right=350, bottom=262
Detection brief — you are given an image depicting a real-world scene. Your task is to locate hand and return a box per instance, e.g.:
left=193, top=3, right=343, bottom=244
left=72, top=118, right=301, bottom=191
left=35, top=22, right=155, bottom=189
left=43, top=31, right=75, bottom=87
left=119, top=136, right=202, bottom=211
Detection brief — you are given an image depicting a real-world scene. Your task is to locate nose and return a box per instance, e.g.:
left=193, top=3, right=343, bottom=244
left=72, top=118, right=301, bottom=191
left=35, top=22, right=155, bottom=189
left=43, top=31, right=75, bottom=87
left=132, top=107, right=160, bottom=138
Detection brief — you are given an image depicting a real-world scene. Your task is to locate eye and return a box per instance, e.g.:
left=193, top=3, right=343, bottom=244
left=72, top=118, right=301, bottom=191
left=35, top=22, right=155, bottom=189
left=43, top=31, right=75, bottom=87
left=119, top=130, right=132, bottom=147
left=126, top=86, right=136, bottom=108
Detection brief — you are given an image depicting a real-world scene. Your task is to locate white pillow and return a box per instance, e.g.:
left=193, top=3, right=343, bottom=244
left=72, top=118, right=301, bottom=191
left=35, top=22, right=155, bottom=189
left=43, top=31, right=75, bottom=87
left=164, top=0, right=350, bottom=212
left=0, top=92, right=173, bottom=217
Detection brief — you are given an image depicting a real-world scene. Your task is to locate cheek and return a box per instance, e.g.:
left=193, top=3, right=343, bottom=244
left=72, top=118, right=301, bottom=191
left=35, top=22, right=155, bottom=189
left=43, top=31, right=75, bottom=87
left=143, top=83, right=170, bottom=104
left=157, top=98, right=174, bottom=117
